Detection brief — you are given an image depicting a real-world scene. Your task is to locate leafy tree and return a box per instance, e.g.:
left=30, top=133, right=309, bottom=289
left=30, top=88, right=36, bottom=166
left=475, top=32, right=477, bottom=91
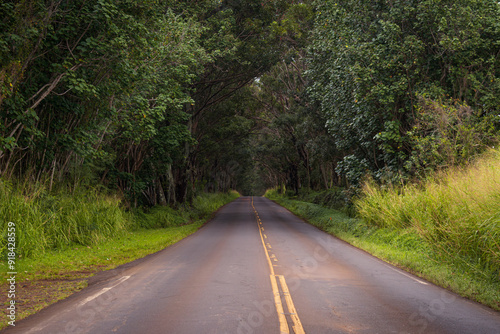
left=245, top=2, right=345, bottom=194
left=171, top=0, right=315, bottom=201
left=406, top=97, right=498, bottom=175
left=308, top=0, right=500, bottom=185
left=194, top=87, right=256, bottom=194
left=0, top=0, right=212, bottom=206
left=0, top=0, right=317, bottom=204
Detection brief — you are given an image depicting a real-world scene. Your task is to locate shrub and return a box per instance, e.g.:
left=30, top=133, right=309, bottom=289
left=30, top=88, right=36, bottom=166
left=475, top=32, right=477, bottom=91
left=406, top=97, right=499, bottom=176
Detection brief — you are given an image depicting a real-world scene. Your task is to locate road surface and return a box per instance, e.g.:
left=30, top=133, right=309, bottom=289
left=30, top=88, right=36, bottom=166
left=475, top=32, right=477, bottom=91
left=4, top=196, right=500, bottom=333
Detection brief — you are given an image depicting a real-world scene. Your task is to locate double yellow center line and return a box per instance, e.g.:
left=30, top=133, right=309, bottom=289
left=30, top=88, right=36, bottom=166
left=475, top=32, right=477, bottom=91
left=251, top=197, right=305, bottom=334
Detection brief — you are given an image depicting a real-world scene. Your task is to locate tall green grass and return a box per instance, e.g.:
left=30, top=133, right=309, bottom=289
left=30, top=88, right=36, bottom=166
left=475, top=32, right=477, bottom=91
left=265, top=188, right=364, bottom=237
left=265, top=185, right=500, bottom=310
left=0, top=181, right=130, bottom=258
left=0, top=179, right=239, bottom=259
left=130, top=190, right=240, bottom=229
left=192, top=190, right=240, bottom=217
left=356, top=148, right=500, bottom=276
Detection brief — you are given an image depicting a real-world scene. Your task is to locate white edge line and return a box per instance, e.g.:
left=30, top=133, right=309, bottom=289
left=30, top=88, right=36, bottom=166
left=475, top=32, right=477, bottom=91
left=383, top=264, right=428, bottom=285
left=79, top=275, right=131, bottom=306
left=26, top=276, right=132, bottom=333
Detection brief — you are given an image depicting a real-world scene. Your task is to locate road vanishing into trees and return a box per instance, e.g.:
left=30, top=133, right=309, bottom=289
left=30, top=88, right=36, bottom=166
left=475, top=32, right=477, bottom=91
left=5, top=197, right=500, bottom=334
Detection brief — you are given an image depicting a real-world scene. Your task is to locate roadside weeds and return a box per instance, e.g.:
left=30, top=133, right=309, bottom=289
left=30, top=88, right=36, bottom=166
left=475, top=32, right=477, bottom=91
left=265, top=193, right=500, bottom=312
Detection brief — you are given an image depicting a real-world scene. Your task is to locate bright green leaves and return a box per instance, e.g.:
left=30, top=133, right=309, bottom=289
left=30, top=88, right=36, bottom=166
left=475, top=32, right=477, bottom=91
left=0, top=0, right=215, bottom=203
left=115, top=7, right=209, bottom=145
left=308, top=0, right=500, bottom=185
left=0, top=136, right=17, bottom=153
left=374, top=120, right=404, bottom=157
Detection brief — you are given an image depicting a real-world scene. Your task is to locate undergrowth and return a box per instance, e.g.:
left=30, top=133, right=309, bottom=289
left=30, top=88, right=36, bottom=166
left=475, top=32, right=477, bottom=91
left=265, top=170, right=500, bottom=311
left=0, top=179, right=239, bottom=259
left=356, top=148, right=500, bottom=281
left=283, top=187, right=351, bottom=211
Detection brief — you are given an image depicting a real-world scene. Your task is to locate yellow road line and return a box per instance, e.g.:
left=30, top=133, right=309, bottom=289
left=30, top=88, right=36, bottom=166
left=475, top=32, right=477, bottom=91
left=278, top=275, right=305, bottom=334
left=252, top=197, right=305, bottom=334
left=253, top=197, right=275, bottom=275
left=270, top=275, right=289, bottom=334
left=253, top=197, right=288, bottom=333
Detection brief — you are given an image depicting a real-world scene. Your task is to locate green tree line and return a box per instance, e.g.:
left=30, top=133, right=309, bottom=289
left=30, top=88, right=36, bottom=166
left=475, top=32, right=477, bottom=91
left=1, top=0, right=499, bottom=203
left=0, top=0, right=306, bottom=205
left=250, top=0, right=500, bottom=195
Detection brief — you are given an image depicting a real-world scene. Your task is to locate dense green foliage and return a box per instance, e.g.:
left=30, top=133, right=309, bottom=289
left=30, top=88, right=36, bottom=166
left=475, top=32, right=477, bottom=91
left=2, top=0, right=498, bottom=198
left=232, top=0, right=500, bottom=195
left=0, top=0, right=307, bottom=205
left=0, top=179, right=238, bottom=258
left=307, top=0, right=500, bottom=185
left=0, top=0, right=210, bottom=205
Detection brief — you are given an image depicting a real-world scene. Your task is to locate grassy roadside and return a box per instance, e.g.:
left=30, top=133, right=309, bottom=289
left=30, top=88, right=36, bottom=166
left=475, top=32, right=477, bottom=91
left=0, top=189, right=239, bottom=329
left=264, top=189, right=500, bottom=312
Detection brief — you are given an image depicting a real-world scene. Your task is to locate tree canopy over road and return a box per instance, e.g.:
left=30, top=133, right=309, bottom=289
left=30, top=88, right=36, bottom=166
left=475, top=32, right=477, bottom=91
left=1, top=0, right=499, bottom=205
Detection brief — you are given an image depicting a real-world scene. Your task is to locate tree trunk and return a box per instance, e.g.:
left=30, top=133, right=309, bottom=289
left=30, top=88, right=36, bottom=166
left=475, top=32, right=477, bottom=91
left=157, top=178, right=168, bottom=206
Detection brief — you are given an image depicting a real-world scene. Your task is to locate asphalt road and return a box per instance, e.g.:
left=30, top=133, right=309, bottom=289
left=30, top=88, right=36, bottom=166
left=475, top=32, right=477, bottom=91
left=5, top=196, right=500, bottom=334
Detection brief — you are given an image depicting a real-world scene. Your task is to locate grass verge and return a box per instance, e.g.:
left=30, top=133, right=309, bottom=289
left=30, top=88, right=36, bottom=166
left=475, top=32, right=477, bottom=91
left=0, top=189, right=239, bottom=329
left=265, top=188, right=500, bottom=312
left=356, top=149, right=500, bottom=275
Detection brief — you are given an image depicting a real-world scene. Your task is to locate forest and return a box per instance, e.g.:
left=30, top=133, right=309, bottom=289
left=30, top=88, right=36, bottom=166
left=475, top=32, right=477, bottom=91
left=1, top=0, right=499, bottom=205
left=1, top=1, right=500, bottom=322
